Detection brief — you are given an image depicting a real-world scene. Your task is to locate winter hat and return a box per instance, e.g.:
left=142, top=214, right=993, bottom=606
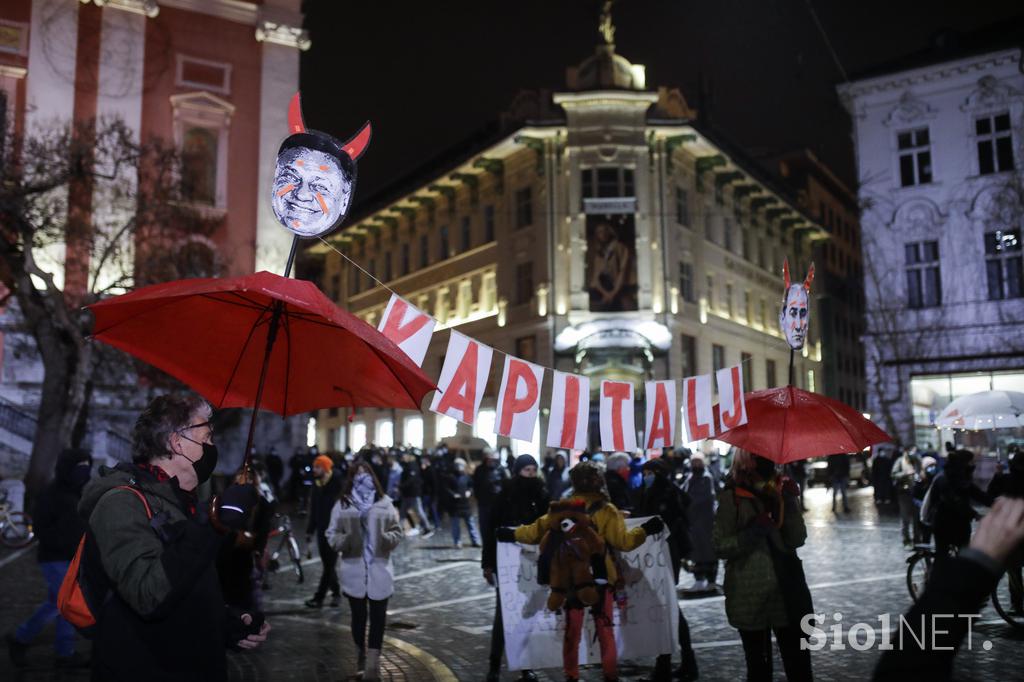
left=313, top=455, right=334, bottom=472
left=513, top=454, right=538, bottom=476
left=569, top=462, right=605, bottom=494
left=454, top=457, right=467, bottom=471
left=642, top=458, right=668, bottom=476
left=921, top=456, right=937, bottom=470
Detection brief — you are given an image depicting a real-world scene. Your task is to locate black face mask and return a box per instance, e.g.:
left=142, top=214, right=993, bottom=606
left=179, top=435, right=218, bottom=484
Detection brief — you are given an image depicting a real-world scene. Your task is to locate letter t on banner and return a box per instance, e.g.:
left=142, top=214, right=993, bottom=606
left=600, top=381, right=637, bottom=452
left=716, top=364, right=748, bottom=432
left=429, top=331, right=492, bottom=426
left=546, top=371, right=590, bottom=450
left=681, top=375, right=716, bottom=445
left=495, top=356, right=545, bottom=441
left=376, top=293, right=436, bottom=367
left=644, top=380, right=677, bottom=450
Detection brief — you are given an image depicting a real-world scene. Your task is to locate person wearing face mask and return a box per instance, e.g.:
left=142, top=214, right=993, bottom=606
left=713, top=449, right=812, bottom=682
left=325, top=461, right=404, bottom=680
left=682, top=452, right=719, bottom=593
left=6, top=448, right=93, bottom=669
left=76, top=394, right=267, bottom=681
left=912, top=456, right=938, bottom=545
left=921, top=449, right=992, bottom=563
left=604, top=452, right=634, bottom=514
left=304, top=454, right=343, bottom=608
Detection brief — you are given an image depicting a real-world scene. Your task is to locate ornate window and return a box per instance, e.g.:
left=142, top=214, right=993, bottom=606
left=985, top=230, right=1023, bottom=300
left=170, top=92, right=234, bottom=211
left=976, top=113, right=1014, bottom=175
left=904, top=240, right=941, bottom=308
left=896, top=128, right=932, bottom=187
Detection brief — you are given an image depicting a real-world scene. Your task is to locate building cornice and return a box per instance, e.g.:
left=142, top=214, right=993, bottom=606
left=158, top=0, right=258, bottom=24
left=838, top=49, right=1021, bottom=101
left=82, top=0, right=160, bottom=17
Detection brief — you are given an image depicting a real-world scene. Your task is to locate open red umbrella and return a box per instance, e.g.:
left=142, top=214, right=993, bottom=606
left=713, top=386, right=891, bottom=464
left=89, top=271, right=435, bottom=461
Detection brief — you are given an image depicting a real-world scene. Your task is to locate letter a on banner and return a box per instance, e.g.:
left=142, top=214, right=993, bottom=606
left=430, top=331, right=492, bottom=426
left=377, top=294, right=436, bottom=367
left=716, top=364, right=748, bottom=432
left=644, top=380, right=677, bottom=450
left=600, top=381, right=637, bottom=452
left=495, top=356, right=544, bottom=441
left=681, top=375, right=715, bottom=444
left=546, top=372, right=589, bottom=450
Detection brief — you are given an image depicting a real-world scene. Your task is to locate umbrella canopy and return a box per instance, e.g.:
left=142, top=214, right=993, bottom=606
left=934, top=390, right=1024, bottom=430
left=713, top=386, right=891, bottom=464
left=89, top=271, right=435, bottom=416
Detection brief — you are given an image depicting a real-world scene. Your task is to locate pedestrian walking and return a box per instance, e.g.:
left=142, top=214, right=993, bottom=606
left=891, top=449, right=921, bottom=547
left=325, top=461, right=404, bottom=681
left=264, top=446, right=284, bottom=498
left=305, top=454, right=343, bottom=607
left=871, top=447, right=895, bottom=506
left=421, top=453, right=443, bottom=530
left=398, top=452, right=434, bottom=536
left=912, top=456, right=937, bottom=544
left=473, top=449, right=509, bottom=543
left=682, top=452, right=719, bottom=592
left=785, top=460, right=808, bottom=511
left=481, top=454, right=548, bottom=682
left=826, top=453, right=851, bottom=513
left=6, top=448, right=92, bottom=669
left=447, top=458, right=480, bottom=547
left=713, top=449, right=813, bottom=682
left=543, top=451, right=570, bottom=500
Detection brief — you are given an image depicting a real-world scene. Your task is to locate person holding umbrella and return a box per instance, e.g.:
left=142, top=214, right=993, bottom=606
left=713, top=449, right=813, bottom=682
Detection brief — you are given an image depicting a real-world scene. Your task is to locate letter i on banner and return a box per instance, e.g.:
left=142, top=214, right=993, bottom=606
left=716, top=364, right=748, bottom=432
left=495, top=356, right=545, bottom=441
left=429, top=331, right=493, bottom=426
left=376, top=293, right=436, bottom=367
left=644, top=380, right=677, bottom=450
left=599, top=381, right=637, bottom=452
left=546, top=371, right=590, bottom=450
left=681, top=374, right=716, bottom=444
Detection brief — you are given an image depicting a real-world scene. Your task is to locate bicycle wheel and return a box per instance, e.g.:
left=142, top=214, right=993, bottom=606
left=0, top=512, right=34, bottom=548
left=288, top=536, right=304, bottom=583
left=906, top=552, right=931, bottom=603
left=991, top=568, right=1024, bottom=629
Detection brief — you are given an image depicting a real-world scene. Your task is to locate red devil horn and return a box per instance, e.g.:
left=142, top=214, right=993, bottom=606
left=340, top=122, right=372, bottom=161
left=803, top=263, right=815, bottom=291
left=287, top=92, right=305, bottom=134
left=782, top=258, right=791, bottom=290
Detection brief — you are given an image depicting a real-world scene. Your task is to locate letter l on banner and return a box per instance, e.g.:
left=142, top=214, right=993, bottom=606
left=716, top=364, right=748, bottom=432
left=546, top=371, right=590, bottom=450
left=376, top=293, right=436, bottom=367
left=681, top=374, right=715, bottom=444
left=429, top=331, right=492, bottom=426
left=495, top=356, right=545, bottom=441
left=644, top=380, right=676, bottom=450
left=600, top=380, right=637, bottom=452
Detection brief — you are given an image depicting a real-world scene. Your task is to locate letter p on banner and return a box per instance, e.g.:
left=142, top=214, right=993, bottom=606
left=429, top=331, right=492, bottom=426
left=600, top=380, right=637, bottom=452
left=376, top=293, right=435, bottom=367
left=546, top=371, right=589, bottom=450
left=716, top=364, right=748, bottom=432
left=495, top=356, right=544, bottom=442
left=644, top=380, right=676, bottom=450
left=681, top=374, right=715, bottom=444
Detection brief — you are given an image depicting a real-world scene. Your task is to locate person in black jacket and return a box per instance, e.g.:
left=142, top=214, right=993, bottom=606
left=305, top=454, right=343, bottom=607
left=923, top=449, right=992, bottom=562
left=482, top=454, right=548, bottom=682
left=473, top=449, right=508, bottom=541
left=447, top=458, right=480, bottom=548
left=636, top=459, right=699, bottom=682
left=605, top=452, right=635, bottom=514
left=6, top=448, right=92, bottom=668
left=398, top=452, right=434, bottom=536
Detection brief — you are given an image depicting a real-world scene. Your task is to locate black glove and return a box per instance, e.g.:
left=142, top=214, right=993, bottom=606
left=495, top=527, right=517, bottom=543
left=216, top=484, right=259, bottom=531
left=641, top=516, right=665, bottom=536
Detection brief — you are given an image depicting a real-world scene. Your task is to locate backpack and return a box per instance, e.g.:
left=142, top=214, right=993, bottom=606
left=57, top=485, right=153, bottom=636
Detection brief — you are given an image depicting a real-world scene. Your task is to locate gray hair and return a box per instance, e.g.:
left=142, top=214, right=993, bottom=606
left=132, top=394, right=211, bottom=463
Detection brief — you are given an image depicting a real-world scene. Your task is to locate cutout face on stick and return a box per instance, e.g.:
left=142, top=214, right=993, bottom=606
left=778, top=259, right=814, bottom=350
left=271, top=93, right=371, bottom=239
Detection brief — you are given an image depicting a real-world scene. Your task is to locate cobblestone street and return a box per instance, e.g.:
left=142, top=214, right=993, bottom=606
left=2, top=485, right=1022, bottom=681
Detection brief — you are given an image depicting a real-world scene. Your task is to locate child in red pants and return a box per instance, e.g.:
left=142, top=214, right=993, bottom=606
left=563, top=588, right=618, bottom=680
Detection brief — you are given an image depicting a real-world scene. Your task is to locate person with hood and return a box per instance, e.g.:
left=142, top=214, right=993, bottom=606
left=497, top=462, right=663, bottom=682
left=305, top=454, right=344, bottom=607
left=636, top=459, right=699, bottom=682
left=446, top=458, right=480, bottom=548
left=473, top=449, right=509, bottom=543
left=713, top=449, right=812, bottom=682
left=325, top=460, right=404, bottom=681
left=544, top=451, right=570, bottom=501
left=6, top=448, right=93, bottom=669
left=604, top=452, right=634, bottom=513
left=892, top=449, right=921, bottom=548
left=76, top=394, right=267, bottom=681
left=398, top=452, right=433, bottom=537
left=482, top=454, right=548, bottom=682
left=913, top=456, right=938, bottom=544
left=922, top=449, right=992, bottom=562
left=683, top=452, right=719, bottom=592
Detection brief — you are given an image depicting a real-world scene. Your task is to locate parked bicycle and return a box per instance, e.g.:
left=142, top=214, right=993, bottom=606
left=0, top=488, right=34, bottom=548
left=906, top=543, right=1024, bottom=629
left=261, top=513, right=303, bottom=588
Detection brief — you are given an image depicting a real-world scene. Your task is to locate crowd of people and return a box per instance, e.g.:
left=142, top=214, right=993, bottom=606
left=4, top=392, right=1024, bottom=682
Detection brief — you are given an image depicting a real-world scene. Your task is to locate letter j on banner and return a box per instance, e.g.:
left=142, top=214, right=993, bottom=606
left=644, top=380, right=676, bottom=450
left=376, top=293, right=435, bottom=367
left=429, top=331, right=492, bottom=426
left=495, top=356, right=544, bottom=442
left=716, top=364, right=748, bottom=432
left=681, top=374, right=715, bottom=444
left=546, top=371, right=590, bottom=450
left=600, top=380, right=637, bottom=452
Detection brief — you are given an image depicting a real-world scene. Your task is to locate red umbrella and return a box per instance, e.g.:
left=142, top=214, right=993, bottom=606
left=89, top=271, right=435, bottom=459
left=713, top=386, right=891, bottom=464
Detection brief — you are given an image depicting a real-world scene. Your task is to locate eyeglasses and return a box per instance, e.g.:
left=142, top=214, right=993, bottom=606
left=179, top=421, right=214, bottom=442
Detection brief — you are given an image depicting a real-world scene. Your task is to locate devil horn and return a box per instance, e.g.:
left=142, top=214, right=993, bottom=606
left=340, top=122, right=372, bottom=161
left=782, top=258, right=791, bottom=290
left=287, top=92, right=305, bottom=134
left=803, top=263, right=815, bottom=291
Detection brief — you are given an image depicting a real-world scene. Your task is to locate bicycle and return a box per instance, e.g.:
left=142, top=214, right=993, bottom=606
left=906, top=543, right=1024, bottom=629
left=261, top=513, right=304, bottom=588
left=0, top=488, right=34, bottom=548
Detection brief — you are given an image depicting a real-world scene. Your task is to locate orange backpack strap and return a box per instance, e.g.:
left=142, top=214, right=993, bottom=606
left=110, top=485, right=154, bottom=520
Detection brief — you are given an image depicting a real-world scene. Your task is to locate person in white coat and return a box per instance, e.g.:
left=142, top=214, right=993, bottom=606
left=325, top=460, right=404, bottom=680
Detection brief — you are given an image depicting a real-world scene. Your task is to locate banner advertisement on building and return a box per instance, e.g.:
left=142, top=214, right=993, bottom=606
left=586, top=213, right=638, bottom=312
left=497, top=518, right=679, bottom=671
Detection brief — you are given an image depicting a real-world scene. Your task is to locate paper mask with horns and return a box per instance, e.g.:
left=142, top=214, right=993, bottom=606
left=271, top=93, right=371, bottom=239
left=778, top=258, right=815, bottom=350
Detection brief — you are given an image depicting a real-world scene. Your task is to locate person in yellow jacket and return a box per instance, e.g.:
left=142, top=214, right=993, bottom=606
left=497, top=461, right=663, bottom=682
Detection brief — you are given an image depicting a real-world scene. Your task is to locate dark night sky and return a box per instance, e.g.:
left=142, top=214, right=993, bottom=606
left=299, top=0, right=1023, bottom=203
